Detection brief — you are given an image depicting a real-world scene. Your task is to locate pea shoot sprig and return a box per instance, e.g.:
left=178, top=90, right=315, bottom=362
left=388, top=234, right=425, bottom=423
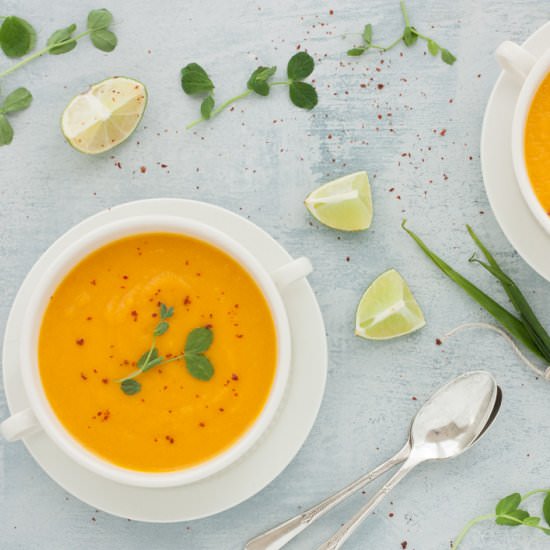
left=452, top=489, right=550, bottom=548
left=347, top=1, right=456, bottom=65
left=117, top=303, right=215, bottom=396
left=0, top=9, right=118, bottom=146
left=181, top=51, right=318, bottom=129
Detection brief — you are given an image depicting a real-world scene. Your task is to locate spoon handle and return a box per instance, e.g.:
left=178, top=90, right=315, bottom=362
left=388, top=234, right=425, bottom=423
left=244, top=443, right=410, bottom=550
left=317, top=456, right=420, bottom=550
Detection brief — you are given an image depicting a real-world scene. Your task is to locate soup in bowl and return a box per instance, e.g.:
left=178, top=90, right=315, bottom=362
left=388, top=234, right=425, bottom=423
left=497, top=41, right=550, bottom=232
left=1, top=215, right=312, bottom=487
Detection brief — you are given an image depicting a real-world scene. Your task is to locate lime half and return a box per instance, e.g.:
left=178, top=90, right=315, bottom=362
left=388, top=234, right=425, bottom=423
left=61, top=77, right=147, bottom=154
left=305, top=171, right=373, bottom=231
left=355, top=269, right=425, bottom=340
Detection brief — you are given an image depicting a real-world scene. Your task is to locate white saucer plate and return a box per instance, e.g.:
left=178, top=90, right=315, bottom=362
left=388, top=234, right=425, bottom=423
left=2, top=198, right=328, bottom=522
left=481, top=21, right=550, bottom=281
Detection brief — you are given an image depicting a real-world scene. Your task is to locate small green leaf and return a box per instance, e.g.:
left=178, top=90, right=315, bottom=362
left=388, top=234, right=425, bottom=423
left=47, top=23, right=77, bottom=55
left=181, top=63, right=214, bottom=95
left=289, top=81, right=318, bottom=110
left=87, top=8, right=113, bottom=30
left=347, top=48, right=366, bottom=57
left=185, top=327, right=213, bottom=354
left=90, top=29, right=117, bottom=52
left=523, top=516, right=541, bottom=526
left=496, top=509, right=529, bottom=526
left=201, top=95, right=215, bottom=118
left=427, top=39, right=439, bottom=56
left=1, top=87, right=32, bottom=114
left=402, top=26, right=418, bottom=47
left=441, top=48, right=457, bottom=65
left=247, top=66, right=276, bottom=96
left=362, top=24, right=373, bottom=44
left=543, top=493, right=550, bottom=526
left=0, top=16, right=36, bottom=58
left=185, top=353, right=214, bottom=381
left=160, top=304, right=174, bottom=319
left=496, top=493, right=521, bottom=515
left=0, top=115, right=14, bottom=146
left=287, top=52, right=315, bottom=80
left=137, top=348, right=159, bottom=369
left=153, top=321, right=169, bottom=337
left=121, top=379, right=141, bottom=395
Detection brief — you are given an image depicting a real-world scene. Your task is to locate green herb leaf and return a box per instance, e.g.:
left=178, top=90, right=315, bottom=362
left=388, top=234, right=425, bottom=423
left=121, top=379, right=141, bottom=395
left=153, top=321, right=169, bottom=337
left=160, top=304, right=174, bottom=319
left=1, top=87, right=32, bottom=114
left=427, top=39, right=439, bottom=56
left=347, top=48, right=366, bottom=57
left=287, top=52, right=314, bottom=80
left=523, top=516, right=541, bottom=527
left=496, top=509, right=529, bottom=526
left=363, top=23, right=373, bottom=44
left=185, top=327, right=213, bottom=354
left=0, top=16, right=36, bottom=58
left=402, top=26, right=418, bottom=47
left=200, top=95, right=215, bottom=118
left=247, top=66, right=276, bottom=96
left=181, top=63, right=214, bottom=95
left=289, top=81, right=318, bottom=110
left=47, top=23, right=77, bottom=55
left=467, top=225, right=550, bottom=362
left=402, top=221, right=545, bottom=360
left=0, top=115, right=14, bottom=146
left=137, top=348, right=159, bottom=369
left=495, top=493, right=521, bottom=515
left=87, top=8, right=113, bottom=30
left=543, top=493, right=550, bottom=526
left=441, top=48, right=457, bottom=65
left=185, top=353, right=214, bottom=381
left=90, top=29, right=117, bottom=52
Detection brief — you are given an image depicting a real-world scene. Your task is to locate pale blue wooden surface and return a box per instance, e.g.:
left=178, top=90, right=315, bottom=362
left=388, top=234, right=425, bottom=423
left=1, top=1, right=550, bottom=549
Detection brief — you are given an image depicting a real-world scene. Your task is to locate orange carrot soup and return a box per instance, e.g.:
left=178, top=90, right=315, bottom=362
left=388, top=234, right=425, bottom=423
left=525, top=72, right=550, bottom=213
left=38, top=233, right=277, bottom=472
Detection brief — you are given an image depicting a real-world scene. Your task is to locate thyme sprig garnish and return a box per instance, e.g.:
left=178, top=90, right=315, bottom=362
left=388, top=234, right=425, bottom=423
left=347, top=1, right=456, bottom=65
left=117, top=303, right=214, bottom=395
left=452, top=490, right=550, bottom=548
left=402, top=221, right=550, bottom=365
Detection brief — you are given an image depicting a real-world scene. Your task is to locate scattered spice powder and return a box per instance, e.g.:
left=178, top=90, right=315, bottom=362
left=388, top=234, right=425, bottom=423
left=435, top=338, right=442, bottom=346
left=140, top=166, right=147, bottom=174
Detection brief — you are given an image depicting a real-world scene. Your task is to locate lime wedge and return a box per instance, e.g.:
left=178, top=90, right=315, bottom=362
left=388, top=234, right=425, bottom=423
left=61, top=77, right=147, bottom=154
left=305, top=171, right=373, bottom=231
left=355, top=269, right=425, bottom=340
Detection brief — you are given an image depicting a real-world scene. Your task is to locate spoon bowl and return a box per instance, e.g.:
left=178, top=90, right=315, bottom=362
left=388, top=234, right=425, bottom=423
left=409, top=371, right=498, bottom=462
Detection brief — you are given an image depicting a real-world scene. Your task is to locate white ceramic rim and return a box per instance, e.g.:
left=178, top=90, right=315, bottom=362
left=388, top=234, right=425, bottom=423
left=18, top=215, right=292, bottom=488
left=512, top=48, right=550, bottom=234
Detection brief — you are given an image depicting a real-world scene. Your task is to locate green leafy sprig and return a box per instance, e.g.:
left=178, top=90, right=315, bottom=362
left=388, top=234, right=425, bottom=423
left=181, top=51, right=318, bottom=129
left=117, top=303, right=215, bottom=396
left=0, top=87, right=32, bottom=145
left=347, top=1, right=456, bottom=65
left=0, top=9, right=117, bottom=80
left=452, top=490, right=550, bottom=548
left=0, top=9, right=117, bottom=146
left=402, top=221, right=550, bottom=364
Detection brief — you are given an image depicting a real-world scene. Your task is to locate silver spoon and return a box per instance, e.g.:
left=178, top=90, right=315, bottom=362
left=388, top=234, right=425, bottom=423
left=245, top=371, right=500, bottom=550
left=318, top=371, right=499, bottom=549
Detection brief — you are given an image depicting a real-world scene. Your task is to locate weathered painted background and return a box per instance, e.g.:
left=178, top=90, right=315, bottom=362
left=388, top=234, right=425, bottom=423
left=1, top=1, right=550, bottom=548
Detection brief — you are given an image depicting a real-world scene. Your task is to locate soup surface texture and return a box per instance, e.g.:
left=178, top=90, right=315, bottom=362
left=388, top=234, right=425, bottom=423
left=525, top=72, right=550, bottom=212
left=39, top=233, right=277, bottom=472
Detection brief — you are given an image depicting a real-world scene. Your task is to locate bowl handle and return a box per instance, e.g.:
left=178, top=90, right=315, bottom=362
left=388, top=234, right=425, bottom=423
left=271, top=257, right=312, bottom=292
left=496, top=40, right=537, bottom=83
left=1, top=408, right=40, bottom=441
